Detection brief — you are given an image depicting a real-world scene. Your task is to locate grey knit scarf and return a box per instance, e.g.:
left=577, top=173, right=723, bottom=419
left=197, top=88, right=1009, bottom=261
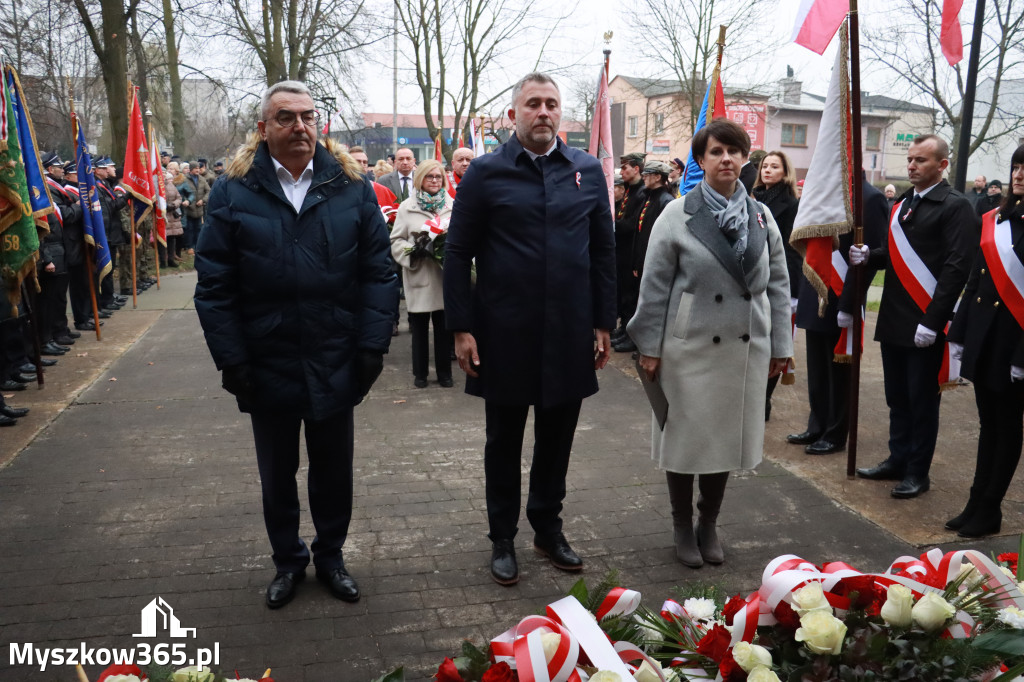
left=701, top=179, right=748, bottom=261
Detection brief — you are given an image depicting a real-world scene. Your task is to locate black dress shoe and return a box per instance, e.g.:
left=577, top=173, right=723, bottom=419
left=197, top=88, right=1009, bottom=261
left=74, top=321, right=99, bottom=331
left=39, top=358, right=57, bottom=367
left=805, top=439, right=844, bottom=455
left=613, top=337, right=637, bottom=352
left=98, top=310, right=112, bottom=319
left=10, top=373, right=36, bottom=384
left=490, top=539, right=519, bottom=585
left=957, top=507, right=1001, bottom=537
left=786, top=430, right=822, bottom=445
left=113, top=296, right=127, bottom=304
left=66, top=330, right=82, bottom=339
left=1, top=406, right=29, bottom=418
left=42, top=343, right=67, bottom=356
left=414, top=377, right=428, bottom=388
left=54, top=336, right=76, bottom=346
left=0, top=414, right=17, bottom=426
left=891, top=476, right=930, bottom=499
left=856, top=460, right=904, bottom=481
left=316, top=566, right=360, bottom=602
left=534, top=532, right=583, bottom=571
left=0, top=380, right=27, bottom=391
left=266, top=571, right=304, bottom=609
left=438, top=376, right=454, bottom=388
left=18, top=363, right=37, bottom=374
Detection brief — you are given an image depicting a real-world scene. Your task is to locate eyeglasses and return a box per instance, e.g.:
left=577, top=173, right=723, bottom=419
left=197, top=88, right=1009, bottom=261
left=423, top=174, right=444, bottom=181
left=269, top=109, right=321, bottom=128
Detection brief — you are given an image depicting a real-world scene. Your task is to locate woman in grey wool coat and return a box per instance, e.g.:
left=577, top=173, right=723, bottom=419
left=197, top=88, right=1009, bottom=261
left=627, top=119, right=793, bottom=568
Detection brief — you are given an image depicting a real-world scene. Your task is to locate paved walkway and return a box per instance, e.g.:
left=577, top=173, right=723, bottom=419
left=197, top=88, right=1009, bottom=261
left=0, top=272, right=1018, bottom=681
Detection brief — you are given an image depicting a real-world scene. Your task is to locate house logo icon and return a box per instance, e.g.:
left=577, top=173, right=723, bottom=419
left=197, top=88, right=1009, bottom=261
left=132, top=597, right=197, bottom=638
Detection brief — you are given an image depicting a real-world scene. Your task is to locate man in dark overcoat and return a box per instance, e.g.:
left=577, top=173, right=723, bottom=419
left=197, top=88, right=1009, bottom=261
left=848, top=135, right=976, bottom=498
left=444, top=72, right=617, bottom=586
left=195, top=80, right=397, bottom=609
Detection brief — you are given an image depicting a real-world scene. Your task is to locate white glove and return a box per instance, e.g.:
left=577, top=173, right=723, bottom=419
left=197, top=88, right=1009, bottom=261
left=1012, top=366, right=1024, bottom=382
left=790, top=297, right=799, bottom=314
left=949, top=342, right=963, bottom=361
left=914, top=324, right=937, bottom=348
left=836, top=311, right=854, bottom=328
left=849, top=244, right=869, bottom=265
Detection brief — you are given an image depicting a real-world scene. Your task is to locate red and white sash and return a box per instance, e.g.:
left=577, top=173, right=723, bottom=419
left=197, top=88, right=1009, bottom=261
left=829, top=249, right=864, bottom=362
left=446, top=171, right=460, bottom=199
left=979, top=208, right=1024, bottom=330
left=887, top=199, right=960, bottom=388
left=45, top=176, right=71, bottom=201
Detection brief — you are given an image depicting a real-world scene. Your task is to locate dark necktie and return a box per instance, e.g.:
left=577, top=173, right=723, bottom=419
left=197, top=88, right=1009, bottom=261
left=401, top=176, right=409, bottom=200
left=535, top=155, right=546, bottom=176
left=901, top=193, right=921, bottom=223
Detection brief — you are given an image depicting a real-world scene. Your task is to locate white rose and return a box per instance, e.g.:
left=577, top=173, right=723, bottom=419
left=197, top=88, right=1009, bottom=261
left=879, top=584, right=914, bottom=627
left=683, top=597, right=717, bottom=621
left=997, top=606, right=1024, bottom=629
left=633, top=660, right=671, bottom=682
left=911, top=592, right=956, bottom=631
left=590, top=672, right=625, bottom=682
left=747, top=666, right=782, bottom=682
left=1000, top=566, right=1016, bottom=579
left=102, top=677, right=143, bottom=682
left=541, top=632, right=562, bottom=662
left=794, top=610, right=847, bottom=655
left=731, top=641, right=773, bottom=672
left=172, top=667, right=216, bottom=682
left=792, top=582, right=831, bottom=615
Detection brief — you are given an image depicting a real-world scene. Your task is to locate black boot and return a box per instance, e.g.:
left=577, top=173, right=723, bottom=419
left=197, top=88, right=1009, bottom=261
left=696, top=472, right=729, bottom=565
left=666, top=472, right=702, bottom=568
left=957, top=504, right=1002, bottom=538
left=945, top=488, right=979, bottom=531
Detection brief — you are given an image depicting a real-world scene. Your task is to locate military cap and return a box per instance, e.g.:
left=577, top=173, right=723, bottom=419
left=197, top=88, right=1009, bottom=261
left=62, top=161, right=77, bottom=175
left=160, top=150, right=171, bottom=158
left=642, top=160, right=672, bottom=176
left=197, top=158, right=208, bottom=165
left=97, top=156, right=115, bottom=167
left=620, top=152, right=647, bottom=164
left=41, top=151, right=62, bottom=168
left=214, top=160, right=224, bottom=168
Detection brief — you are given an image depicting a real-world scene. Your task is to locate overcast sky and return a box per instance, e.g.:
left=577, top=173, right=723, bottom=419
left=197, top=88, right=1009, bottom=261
left=356, top=0, right=919, bottom=116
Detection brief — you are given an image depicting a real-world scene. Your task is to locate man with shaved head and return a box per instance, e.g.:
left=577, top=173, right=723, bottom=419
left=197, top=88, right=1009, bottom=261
left=447, top=147, right=474, bottom=198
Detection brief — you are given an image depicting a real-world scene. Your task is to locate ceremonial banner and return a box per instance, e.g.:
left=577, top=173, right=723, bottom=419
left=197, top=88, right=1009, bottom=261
left=589, top=64, right=615, bottom=215
left=6, top=66, right=53, bottom=223
left=679, top=72, right=726, bottom=197
left=789, top=22, right=853, bottom=317
left=791, top=0, right=848, bottom=54
left=0, top=67, right=40, bottom=310
left=434, top=133, right=443, bottom=164
left=940, top=0, right=965, bottom=66
left=123, top=87, right=153, bottom=224
left=74, top=116, right=112, bottom=279
left=149, top=127, right=167, bottom=247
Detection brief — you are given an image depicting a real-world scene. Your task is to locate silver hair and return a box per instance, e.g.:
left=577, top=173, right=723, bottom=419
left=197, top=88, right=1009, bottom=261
left=260, top=80, right=312, bottom=121
left=510, top=72, right=560, bottom=110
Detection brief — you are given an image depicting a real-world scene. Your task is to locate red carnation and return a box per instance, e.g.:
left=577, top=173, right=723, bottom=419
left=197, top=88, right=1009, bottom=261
left=719, top=650, right=747, bottom=682
left=696, top=623, right=732, bottom=663
left=774, top=600, right=801, bottom=631
left=481, top=662, right=514, bottom=682
left=435, top=657, right=464, bottom=682
left=998, top=553, right=1019, bottom=574
left=97, top=665, right=145, bottom=682
left=722, top=595, right=747, bottom=626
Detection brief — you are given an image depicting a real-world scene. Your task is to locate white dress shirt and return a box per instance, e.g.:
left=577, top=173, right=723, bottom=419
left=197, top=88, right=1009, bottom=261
left=272, top=157, right=315, bottom=212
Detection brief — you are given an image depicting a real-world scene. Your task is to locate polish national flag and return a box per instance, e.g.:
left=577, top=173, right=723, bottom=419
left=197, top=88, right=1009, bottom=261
left=940, top=0, right=965, bottom=66
left=791, top=0, right=848, bottom=54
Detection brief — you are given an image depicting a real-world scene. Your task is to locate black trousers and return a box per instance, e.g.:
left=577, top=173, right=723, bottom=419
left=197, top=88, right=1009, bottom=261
left=68, top=263, right=91, bottom=325
left=250, top=409, right=354, bottom=574
left=971, top=381, right=1024, bottom=507
left=37, top=273, right=70, bottom=345
left=880, top=342, right=945, bottom=477
left=408, top=310, right=451, bottom=381
left=483, top=399, right=582, bottom=541
left=803, top=328, right=851, bottom=444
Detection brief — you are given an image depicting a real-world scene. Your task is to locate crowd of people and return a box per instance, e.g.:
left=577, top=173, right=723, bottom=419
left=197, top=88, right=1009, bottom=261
left=0, top=151, right=226, bottom=428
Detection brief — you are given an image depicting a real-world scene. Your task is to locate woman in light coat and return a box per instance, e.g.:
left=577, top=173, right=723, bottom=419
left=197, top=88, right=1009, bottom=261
left=390, top=160, right=453, bottom=388
left=163, top=171, right=184, bottom=267
left=627, top=119, right=793, bottom=568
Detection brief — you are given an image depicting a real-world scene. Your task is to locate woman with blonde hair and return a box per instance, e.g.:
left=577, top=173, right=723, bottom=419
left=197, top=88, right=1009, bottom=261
left=390, top=160, right=454, bottom=388
left=373, top=160, right=393, bottom=181
left=752, top=150, right=801, bottom=421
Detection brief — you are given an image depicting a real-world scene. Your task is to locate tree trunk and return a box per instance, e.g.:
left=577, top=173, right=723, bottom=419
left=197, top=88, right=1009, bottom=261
left=100, top=0, right=129, bottom=163
left=161, top=0, right=187, bottom=156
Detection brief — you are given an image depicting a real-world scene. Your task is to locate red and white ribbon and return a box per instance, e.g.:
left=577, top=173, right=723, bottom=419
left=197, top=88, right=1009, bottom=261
left=980, top=209, right=1024, bottom=329
left=595, top=587, right=641, bottom=621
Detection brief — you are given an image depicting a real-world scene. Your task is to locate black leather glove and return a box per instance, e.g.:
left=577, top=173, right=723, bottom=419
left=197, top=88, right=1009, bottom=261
left=355, top=351, right=384, bottom=401
left=410, top=234, right=432, bottom=260
left=221, top=364, right=254, bottom=403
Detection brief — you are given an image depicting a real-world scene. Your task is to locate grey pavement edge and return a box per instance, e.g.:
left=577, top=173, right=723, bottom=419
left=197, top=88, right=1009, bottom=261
left=0, top=272, right=1016, bottom=681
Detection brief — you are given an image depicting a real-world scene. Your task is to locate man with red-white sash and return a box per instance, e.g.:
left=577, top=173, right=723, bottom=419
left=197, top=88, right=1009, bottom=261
left=944, top=146, right=1024, bottom=537
left=847, top=134, right=976, bottom=499
left=447, top=147, right=474, bottom=199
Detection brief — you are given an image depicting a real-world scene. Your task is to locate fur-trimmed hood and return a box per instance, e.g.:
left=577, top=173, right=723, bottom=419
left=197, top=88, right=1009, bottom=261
left=226, top=131, right=364, bottom=182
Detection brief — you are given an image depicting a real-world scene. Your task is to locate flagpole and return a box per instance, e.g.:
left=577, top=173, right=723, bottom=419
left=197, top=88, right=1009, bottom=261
left=68, top=77, right=102, bottom=341
left=708, top=26, right=727, bottom=119
left=128, top=83, right=138, bottom=309
left=953, top=0, right=986, bottom=191
left=147, top=110, right=161, bottom=290
left=848, top=2, right=865, bottom=478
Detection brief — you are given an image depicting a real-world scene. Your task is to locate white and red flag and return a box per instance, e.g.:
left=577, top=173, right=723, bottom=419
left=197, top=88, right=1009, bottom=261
left=589, top=63, right=615, bottom=215
left=791, top=0, right=848, bottom=54
left=790, top=20, right=853, bottom=318
left=940, top=0, right=965, bottom=66
left=149, top=126, right=167, bottom=247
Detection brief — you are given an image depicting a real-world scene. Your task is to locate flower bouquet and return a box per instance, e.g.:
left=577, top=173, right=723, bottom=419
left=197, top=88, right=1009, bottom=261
left=404, top=214, right=449, bottom=268
left=79, top=663, right=274, bottom=682
left=410, top=545, right=1024, bottom=682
